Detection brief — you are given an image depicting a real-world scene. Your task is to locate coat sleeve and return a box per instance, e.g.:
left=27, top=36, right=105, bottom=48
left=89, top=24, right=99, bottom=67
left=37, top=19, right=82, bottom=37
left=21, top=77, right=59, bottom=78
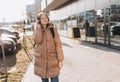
left=33, top=23, right=43, bottom=44
left=54, top=28, right=64, bottom=62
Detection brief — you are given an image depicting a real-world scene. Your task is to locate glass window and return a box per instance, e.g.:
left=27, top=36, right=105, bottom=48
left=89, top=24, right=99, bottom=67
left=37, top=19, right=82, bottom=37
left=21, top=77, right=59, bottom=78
left=110, top=3, right=120, bottom=48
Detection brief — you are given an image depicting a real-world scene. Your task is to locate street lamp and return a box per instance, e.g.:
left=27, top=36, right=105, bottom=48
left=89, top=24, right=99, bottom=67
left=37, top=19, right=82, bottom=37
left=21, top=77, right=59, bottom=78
left=0, top=34, right=8, bottom=78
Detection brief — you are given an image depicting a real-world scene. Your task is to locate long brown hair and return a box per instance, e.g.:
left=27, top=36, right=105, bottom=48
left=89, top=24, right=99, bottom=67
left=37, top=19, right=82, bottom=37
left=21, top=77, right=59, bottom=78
left=37, top=12, right=50, bottom=25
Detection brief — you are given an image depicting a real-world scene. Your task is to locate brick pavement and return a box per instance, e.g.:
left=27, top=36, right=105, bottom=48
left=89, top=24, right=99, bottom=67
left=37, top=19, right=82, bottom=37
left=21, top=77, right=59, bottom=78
left=22, top=36, right=120, bottom=82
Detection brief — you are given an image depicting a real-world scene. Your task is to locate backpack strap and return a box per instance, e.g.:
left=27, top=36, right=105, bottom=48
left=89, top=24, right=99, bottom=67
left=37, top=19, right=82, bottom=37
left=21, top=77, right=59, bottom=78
left=50, top=28, right=55, bottom=38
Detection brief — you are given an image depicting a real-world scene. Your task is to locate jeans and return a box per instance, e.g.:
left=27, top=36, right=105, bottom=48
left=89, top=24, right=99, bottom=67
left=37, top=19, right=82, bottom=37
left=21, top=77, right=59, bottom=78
left=41, top=76, right=59, bottom=82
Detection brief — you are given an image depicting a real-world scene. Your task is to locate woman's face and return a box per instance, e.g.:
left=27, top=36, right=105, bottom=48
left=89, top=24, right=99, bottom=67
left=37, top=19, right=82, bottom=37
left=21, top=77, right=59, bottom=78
left=40, top=14, right=49, bottom=25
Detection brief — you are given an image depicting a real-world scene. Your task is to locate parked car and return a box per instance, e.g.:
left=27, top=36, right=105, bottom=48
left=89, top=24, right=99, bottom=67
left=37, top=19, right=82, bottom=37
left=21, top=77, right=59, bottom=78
left=111, top=23, right=120, bottom=36
left=0, top=36, right=16, bottom=56
left=1, top=34, right=18, bottom=43
left=0, top=27, right=20, bottom=39
left=101, top=22, right=119, bottom=36
left=9, top=24, right=20, bottom=30
left=24, top=24, right=34, bottom=30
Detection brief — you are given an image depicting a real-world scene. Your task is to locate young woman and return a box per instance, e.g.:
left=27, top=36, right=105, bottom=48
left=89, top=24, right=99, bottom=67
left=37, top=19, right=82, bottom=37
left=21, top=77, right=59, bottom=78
left=33, top=12, right=64, bottom=82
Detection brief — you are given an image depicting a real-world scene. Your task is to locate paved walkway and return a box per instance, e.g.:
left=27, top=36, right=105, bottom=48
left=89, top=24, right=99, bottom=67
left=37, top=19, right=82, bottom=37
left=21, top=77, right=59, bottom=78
left=22, top=36, right=120, bottom=82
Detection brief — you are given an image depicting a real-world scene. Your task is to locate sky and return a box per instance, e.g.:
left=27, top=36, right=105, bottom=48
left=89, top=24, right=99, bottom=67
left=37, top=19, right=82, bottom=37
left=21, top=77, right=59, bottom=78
left=0, top=0, right=34, bottom=22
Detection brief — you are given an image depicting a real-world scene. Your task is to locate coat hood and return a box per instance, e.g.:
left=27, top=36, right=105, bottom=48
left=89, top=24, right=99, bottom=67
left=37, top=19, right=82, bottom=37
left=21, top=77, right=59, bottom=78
left=41, top=22, right=54, bottom=32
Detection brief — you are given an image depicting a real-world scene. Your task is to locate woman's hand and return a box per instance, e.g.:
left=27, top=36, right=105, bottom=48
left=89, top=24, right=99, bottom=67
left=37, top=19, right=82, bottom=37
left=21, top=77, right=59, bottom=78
left=36, top=20, right=40, bottom=24
left=59, top=61, right=63, bottom=69
left=35, top=21, right=41, bottom=30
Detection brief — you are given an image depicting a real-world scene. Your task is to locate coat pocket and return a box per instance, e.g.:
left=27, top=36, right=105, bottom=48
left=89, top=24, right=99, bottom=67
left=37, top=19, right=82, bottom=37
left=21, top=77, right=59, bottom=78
left=48, top=52, right=58, bottom=68
left=49, top=52, right=57, bottom=57
left=34, top=52, right=42, bottom=66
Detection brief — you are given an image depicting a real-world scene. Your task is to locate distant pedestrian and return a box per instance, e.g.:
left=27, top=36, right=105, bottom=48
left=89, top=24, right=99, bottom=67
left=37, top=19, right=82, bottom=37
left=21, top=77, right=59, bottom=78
left=33, top=12, right=64, bottom=82
left=83, top=20, right=90, bottom=36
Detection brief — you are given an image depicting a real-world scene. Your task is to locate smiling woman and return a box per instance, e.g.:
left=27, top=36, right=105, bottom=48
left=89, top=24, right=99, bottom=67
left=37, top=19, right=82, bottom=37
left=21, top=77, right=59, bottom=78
left=0, top=0, right=34, bottom=22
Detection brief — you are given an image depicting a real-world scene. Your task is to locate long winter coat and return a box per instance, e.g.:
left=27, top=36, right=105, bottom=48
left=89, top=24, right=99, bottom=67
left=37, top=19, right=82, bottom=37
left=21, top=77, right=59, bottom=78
left=33, top=22, right=64, bottom=78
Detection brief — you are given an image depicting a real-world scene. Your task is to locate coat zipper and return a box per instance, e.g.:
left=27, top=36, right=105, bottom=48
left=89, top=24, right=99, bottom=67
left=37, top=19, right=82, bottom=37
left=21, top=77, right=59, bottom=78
left=45, top=30, right=48, bottom=78
left=43, top=32, right=46, bottom=78
left=46, top=29, right=50, bottom=78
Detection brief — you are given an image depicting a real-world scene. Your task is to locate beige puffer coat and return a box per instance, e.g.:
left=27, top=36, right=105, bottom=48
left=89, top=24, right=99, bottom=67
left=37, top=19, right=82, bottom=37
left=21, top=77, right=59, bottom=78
left=33, top=23, right=64, bottom=78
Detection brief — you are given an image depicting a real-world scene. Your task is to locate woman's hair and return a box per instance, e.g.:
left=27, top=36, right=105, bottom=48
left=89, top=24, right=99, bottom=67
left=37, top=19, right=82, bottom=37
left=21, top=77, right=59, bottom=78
left=37, top=12, right=49, bottom=25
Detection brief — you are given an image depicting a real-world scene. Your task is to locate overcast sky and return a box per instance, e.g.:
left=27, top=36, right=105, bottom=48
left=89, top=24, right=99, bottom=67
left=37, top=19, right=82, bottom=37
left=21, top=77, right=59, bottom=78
left=0, top=0, right=34, bottom=22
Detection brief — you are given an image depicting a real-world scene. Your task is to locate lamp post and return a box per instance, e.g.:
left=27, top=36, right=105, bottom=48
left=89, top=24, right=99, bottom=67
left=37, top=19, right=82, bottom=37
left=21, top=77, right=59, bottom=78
left=0, top=34, right=8, bottom=78
left=108, top=0, right=111, bottom=47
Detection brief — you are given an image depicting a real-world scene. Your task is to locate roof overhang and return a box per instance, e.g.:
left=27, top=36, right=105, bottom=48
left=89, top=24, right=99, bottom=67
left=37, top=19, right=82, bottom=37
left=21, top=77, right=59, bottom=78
left=43, top=0, right=69, bottom=11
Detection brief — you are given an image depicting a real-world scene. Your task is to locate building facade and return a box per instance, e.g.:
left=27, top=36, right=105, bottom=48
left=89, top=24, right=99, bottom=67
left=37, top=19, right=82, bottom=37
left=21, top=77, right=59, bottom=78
left=26, top=4, right=36, bottom=24
left=35, top=0, right=41, bottom=17
left=26, top=0, right=41, bottom=23
left=41, top=0, right=120, bottom=49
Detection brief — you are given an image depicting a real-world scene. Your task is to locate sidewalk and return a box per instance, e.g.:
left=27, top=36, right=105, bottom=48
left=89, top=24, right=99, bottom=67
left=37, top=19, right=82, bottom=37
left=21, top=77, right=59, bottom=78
left=21, top=36, right=120, bottom=82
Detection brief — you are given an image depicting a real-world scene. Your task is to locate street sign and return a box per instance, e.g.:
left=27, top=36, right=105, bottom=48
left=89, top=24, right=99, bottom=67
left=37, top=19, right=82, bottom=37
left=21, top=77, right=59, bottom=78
left=72, top=27, right=81, bottom=38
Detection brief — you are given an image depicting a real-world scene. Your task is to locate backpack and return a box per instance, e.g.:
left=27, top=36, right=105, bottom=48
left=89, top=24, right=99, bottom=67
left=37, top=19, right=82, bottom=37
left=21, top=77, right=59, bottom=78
left=33, top=28, right=54, bottom=47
